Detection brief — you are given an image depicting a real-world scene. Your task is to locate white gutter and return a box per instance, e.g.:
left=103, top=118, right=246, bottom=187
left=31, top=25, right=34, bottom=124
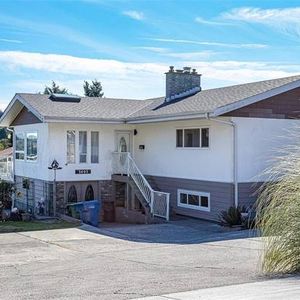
left=127, top=113, right=207, bottom=124
left=44, top=117, right=124, bottom=124
left=6, top=127, right=15, bottom=208
left=206, top=113, right=238, bottom=207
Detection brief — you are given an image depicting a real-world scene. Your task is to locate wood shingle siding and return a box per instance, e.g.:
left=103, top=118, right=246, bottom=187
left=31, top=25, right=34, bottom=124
left=224, top=87, right=300, bottom=119
left=146, top=175, right=235, bottom=221
left=11, top=107, right=42, bottom=126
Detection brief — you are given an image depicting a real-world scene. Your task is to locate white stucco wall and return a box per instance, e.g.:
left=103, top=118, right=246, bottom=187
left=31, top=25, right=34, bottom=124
left=133, top=119, right=234, bottom=182
left=47, top=123, right=133, bottom=182
left=14, top=123, right=49, bottom=180
left=13, top=119, right=234, bottom=183
left=234, top=117, right=300, bottom=182
left=15, top=117, right=298, bottom=185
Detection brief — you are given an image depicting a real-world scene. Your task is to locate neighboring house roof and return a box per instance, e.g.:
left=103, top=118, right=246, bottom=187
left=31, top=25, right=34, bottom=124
left=1, top=75, right=300, bottom=126
left=0, top=147, right=13, bottom=158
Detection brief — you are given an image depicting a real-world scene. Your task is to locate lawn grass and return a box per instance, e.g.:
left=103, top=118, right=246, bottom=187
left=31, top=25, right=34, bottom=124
left=0, top=219, right=78, bottom=233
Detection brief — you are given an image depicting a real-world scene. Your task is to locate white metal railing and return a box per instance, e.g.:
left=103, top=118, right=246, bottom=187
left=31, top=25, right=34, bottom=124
left=0, top=156, right=13, bottom=182
left=112, top=152, right=170, bottom=221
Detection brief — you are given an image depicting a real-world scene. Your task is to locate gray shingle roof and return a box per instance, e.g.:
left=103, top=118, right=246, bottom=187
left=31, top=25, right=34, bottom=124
left=16, top=75, right=300, bottom=122
left=17, top=93, right=152, bottom=121
left=128, top=75, right=300, bottom=120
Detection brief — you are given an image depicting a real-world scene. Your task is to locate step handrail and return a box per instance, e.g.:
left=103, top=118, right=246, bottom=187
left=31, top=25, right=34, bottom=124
left=112, top=151, right=170, bottom=220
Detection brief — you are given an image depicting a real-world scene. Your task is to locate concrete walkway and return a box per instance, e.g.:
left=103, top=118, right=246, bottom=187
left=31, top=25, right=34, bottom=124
left=0, top=219, right=261, bottom=299
left=136, top=277, right=300, bottom=300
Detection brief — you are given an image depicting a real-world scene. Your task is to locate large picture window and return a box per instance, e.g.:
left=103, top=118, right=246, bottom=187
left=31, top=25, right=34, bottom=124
left=176, top=128, right=209, bottom=148
left=26, top=132, right=37, bottom=161
left=66, top=130, right=100, bottom=164
left=177, top=189, right=210, bottom=211
left=67, top=130, right=76, bottom=164
left=91, top=131, right=99, bottom=163
left=15, top=133, right=25, bottom=160
left=79, top=131, right=87, bottom=163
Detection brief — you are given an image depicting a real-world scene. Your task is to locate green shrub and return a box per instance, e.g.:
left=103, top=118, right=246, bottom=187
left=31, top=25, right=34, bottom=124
left=219, top=206, right=242, bottom=226
left=0, top=181, right=13, bottom=219
left=257, top=142, right=300, bottom=274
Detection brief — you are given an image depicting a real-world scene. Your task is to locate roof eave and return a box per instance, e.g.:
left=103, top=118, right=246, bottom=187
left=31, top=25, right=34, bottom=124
left=44, top=116, right=125, bottom=124
left=126, top=112, right=208, bottom=124
left=0, top=94, right=44, bottom=127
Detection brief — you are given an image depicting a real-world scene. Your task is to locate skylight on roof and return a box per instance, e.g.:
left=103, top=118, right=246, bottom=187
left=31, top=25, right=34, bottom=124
left=49, top=94, right=81, bottom=102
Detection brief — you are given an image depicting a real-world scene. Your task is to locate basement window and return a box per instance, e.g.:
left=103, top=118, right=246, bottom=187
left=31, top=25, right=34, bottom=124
left=15, top=133, right=25, bottom=160
left=176, top=128, right=209, bottom=148
left=177, top=189, right=210, bottom=212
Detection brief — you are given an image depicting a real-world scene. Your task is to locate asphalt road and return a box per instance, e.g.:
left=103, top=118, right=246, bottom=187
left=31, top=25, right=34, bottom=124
left=0, top=218, right=262, bottom=299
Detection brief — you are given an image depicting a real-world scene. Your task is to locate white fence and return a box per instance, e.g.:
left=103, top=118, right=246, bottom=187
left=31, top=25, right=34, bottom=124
left=112, top=152, right=170, bottom=221
left=0, top=156, right=13, bottom=182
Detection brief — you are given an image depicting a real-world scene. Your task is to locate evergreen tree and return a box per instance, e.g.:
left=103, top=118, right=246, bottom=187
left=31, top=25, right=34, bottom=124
left=43, top=81, right=68, bottom=95
left=83, top=80, right=104, bottom=97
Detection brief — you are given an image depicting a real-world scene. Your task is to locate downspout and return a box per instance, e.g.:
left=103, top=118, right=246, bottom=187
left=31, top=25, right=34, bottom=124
left=6, top=127, right=15, bottom=209
left=205, top=113, right=238, bottom=207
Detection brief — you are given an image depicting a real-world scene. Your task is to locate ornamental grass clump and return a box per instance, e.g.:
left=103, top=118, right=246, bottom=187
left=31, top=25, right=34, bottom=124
left=257, top=142, right=300, bottom=274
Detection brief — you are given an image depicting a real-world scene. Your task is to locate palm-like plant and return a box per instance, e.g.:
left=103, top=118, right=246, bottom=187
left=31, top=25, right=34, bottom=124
left=257, top=142, right=300, bottom=274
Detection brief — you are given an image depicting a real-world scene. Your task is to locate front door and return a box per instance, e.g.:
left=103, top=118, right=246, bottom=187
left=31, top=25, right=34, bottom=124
left=115, top=131, right=132, bottom=153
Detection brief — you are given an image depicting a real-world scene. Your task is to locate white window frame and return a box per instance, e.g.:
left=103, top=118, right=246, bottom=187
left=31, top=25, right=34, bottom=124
left=67, top=130, right=76, bottom=164
left=91, top=131, right=99, bottom=164
left=66, top=130, right=101, bottom=165
left=79, top=131, right=88, bottom=164
left=177, top=189, right=210, bottom=212
left=26, top=132, right=38, bottom=162
left=15, top=132, right=25, bottom=161
left=176, top=127, right=210, bottom=149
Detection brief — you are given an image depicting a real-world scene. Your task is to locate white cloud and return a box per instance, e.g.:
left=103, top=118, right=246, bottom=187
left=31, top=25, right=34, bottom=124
left=0, top=51, right=298, bottom=103
left=195, top=16, right=231, bottom=26
left=122, top=10, right=144, bottom=21
left=167, top=51, right=215, bottom=60
left=134, top=47, right=169, bottom=53
left=0, top=13, right=133, bottom=59
left=0, top=38, right=22, bottom=44
left=146, top=38, right=267, bottom=49
left=0, top=101, right=8, bottom=112
left=135, top=47, right=217, bottom=59
left=0, top=51, right=165, bottom=76
left=223, top=7, right=300, bottom=37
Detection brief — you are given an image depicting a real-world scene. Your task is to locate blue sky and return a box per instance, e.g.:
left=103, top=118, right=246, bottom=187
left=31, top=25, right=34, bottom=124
left=0, top=0, right=300, bottom=109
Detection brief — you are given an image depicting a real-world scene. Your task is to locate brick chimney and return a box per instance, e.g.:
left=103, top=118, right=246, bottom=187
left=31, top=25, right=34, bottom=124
left=165, top=66, right=201, bottom=102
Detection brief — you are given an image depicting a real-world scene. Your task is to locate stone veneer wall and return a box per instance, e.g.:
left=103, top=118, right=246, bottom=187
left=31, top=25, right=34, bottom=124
left=55, top=182, right=65, bottom=214
left=114, top=181, right=126, bottom=207
left=99, top=180, right=113, bottom=203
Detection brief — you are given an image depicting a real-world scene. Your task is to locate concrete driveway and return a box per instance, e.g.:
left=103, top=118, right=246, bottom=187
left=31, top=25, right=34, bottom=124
left=0, top=218, right=262, bottom=299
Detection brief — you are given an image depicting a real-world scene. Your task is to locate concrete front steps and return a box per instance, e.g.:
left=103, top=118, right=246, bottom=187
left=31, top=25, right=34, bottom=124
left=115, top=207, right=166, bottom=224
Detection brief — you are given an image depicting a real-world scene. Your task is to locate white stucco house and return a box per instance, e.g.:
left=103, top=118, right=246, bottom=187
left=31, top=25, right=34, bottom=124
left=1, top=66, right=300, bottom=223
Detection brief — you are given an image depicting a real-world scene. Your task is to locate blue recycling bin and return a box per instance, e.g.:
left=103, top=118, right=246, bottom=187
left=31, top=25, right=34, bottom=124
left=67, top=200, right=101, bottom=227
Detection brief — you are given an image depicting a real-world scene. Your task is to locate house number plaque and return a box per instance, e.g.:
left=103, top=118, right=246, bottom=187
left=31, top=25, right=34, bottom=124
left=75, top=169, right=91, bottom=174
